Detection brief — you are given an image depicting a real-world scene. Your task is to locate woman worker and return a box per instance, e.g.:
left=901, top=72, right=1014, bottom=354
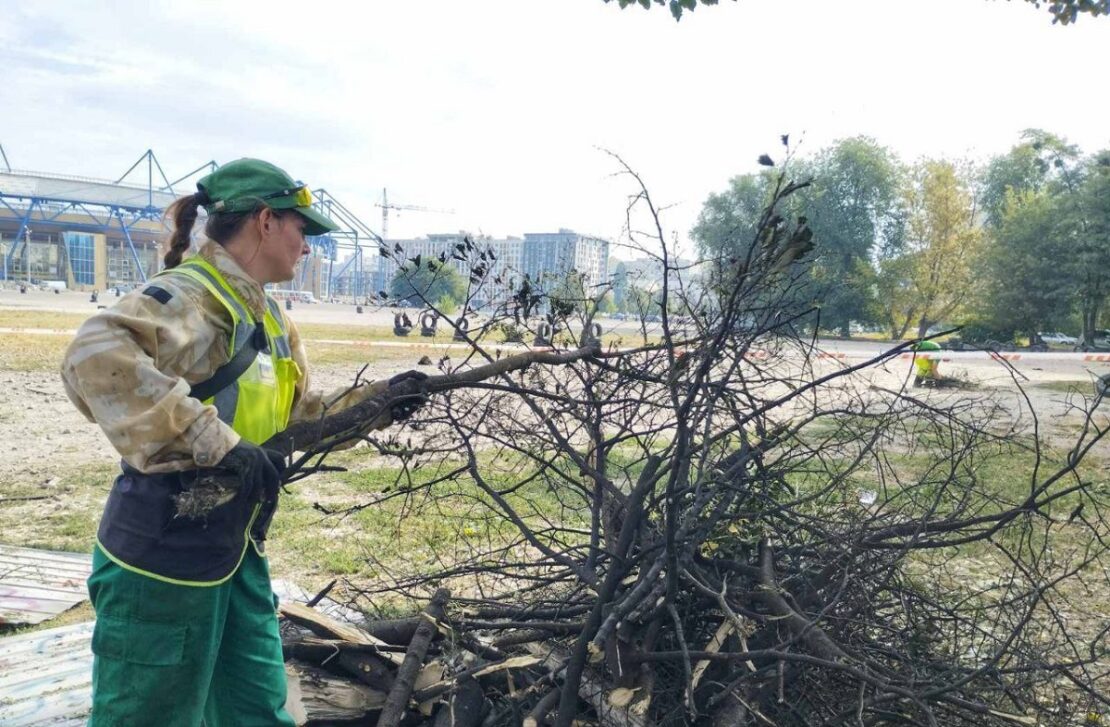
left=61, top=159, right=425, bottom=725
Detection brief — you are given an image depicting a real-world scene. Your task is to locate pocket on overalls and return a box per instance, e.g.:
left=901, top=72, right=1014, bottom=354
left=92, top=615, right=186, bottom=666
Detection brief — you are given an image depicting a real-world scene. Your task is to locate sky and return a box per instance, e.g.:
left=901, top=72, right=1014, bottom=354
left=1, top=0, right=1107, bottom=259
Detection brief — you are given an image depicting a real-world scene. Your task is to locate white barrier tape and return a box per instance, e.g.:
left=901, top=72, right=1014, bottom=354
left=807, top=350, right=1110, bottom=363
left=897, top=351, right=1023, bottom=361
left=5, top=325, right=1105, bottom=365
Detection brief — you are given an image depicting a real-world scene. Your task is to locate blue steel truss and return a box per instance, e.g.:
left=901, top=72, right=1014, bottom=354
left=311, top=189, right=384, bottom=300
left=1, top=192, right=162, bottom=283
left=1, top=149, right=180, bottom=283
left=1, top=148, right=385, bottom=293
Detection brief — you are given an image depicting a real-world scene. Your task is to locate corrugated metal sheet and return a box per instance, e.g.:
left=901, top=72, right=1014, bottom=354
left=0, top=620, right=93, bottom=727
left=0, top=577, right=348, bottom=725
left=0, top=546, right=92, bottom=626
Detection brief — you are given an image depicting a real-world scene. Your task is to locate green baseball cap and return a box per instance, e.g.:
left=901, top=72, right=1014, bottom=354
left=197, top=158, right=339, bottom=236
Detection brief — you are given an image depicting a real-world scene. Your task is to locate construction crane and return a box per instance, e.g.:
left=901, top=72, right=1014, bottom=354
left=374, top=187, right=453, bottom=240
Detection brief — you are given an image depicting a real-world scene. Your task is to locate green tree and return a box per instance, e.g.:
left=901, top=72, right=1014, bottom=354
left=610, top=261, right=630, bottom=311
left=798, top=137, right=905, bottom=335
left=626, top=285, right=656, bottom=319
left=1073, top=151, right=1110, bottom=340
left=602, top=0, right=1108, bottom=23
left=691, top=172, right=774, bottom=260
left=390, top=258, right=466, bottom=306
left=436, top=293, right=459, bottom=316
left=980, top=189, right=1074, bottom=340
left=692, top=140, right=903, bottom=336
left=549, top=270, right=589, bottom=317
left=888, top=159, right=985, bottom=337
left=980, top=129, right=1078, bottom=227
left=873, top=253, right=919, bottom=339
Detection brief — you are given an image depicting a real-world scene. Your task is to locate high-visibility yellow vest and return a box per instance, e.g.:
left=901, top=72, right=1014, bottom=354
left=168, top=257, right=300, bottom=443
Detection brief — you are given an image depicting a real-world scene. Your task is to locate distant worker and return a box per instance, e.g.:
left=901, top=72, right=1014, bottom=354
left=61, top=159, right=427, bottom=726
left=912, top=339, right=942, bottom=387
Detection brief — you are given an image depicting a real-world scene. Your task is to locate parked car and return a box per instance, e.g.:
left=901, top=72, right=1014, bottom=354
left=1075, top=330, right=1110, bottom=352
left=943, top=336, right=1019, bottom=352
left=1038, top=331, right=1078, bottom=346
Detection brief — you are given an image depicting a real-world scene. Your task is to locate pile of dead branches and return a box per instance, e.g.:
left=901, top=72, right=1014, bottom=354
left=272, top=165, right=1109, bottom=725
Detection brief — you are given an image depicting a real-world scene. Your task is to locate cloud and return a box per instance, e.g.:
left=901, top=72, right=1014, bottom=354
left=1, top=0, right=1107, bottom=250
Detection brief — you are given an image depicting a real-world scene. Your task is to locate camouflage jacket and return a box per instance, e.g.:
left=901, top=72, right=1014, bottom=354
left=61, top=240, right=387, bottom=474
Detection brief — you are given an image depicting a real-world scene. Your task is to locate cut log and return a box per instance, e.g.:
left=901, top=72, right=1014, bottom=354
left=524, top=643, right=648, bottom=727
left=335, top=649, right=395, bottom=692
left=377, top=588, right=452, bottom=727
left=577, top=668, right=649, bottom=727
left=359, top=616, right=421, bottom=645
left=279, top=600, right=404, bottom=666
left=286, top=661, right=387, bottom=722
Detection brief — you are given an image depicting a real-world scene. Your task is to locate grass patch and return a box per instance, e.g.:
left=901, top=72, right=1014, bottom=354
left=0, top=309, right=90, bottom=330
left=264, top=452, right=593, bottom=609
left=0, top=332, right=71, bottom=372
left=307, top=342, right=446, bottom=367
left=1033, top=379, right=1096, bottom=394
left=0, top=461, right=117, bottom=553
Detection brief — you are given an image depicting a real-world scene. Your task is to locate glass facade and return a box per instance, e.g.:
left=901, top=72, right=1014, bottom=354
left=63, top=232, right=96, bottom=285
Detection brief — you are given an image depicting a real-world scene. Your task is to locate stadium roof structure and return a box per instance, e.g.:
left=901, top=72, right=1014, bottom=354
left=0, top=150, right=214, bottom=283
left=0, top=147, right=381, bottom=292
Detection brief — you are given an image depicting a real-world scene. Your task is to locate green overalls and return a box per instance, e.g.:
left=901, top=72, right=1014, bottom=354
left=87, top=257, right=300, bottom=727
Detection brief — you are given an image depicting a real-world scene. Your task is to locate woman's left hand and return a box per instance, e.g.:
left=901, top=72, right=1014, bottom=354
left=387, top=369, right=430, bottom=422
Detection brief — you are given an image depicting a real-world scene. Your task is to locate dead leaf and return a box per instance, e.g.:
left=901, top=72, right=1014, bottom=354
left=608, top=686, right=639, bottom=708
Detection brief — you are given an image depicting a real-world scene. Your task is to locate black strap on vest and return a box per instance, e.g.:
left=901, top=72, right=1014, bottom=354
left=189, top=322, right=268, bottom=401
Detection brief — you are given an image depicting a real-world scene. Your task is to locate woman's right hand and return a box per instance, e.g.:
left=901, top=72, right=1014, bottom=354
left=217, top=441, right=286, bottom=504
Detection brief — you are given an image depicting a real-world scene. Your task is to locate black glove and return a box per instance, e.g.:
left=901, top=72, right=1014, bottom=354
left=217, top=441, right=285, bottom=504
left=387, top=369, right=430, bottom=422
left=388, top=369, right=430, bottom=387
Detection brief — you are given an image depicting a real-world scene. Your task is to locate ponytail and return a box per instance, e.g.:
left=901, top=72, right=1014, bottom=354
left=163, top=192, right=279, bottom=269
left=163, top=192, right=206, bottom=269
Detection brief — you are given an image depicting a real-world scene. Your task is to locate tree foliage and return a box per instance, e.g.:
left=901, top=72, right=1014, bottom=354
left=980, top=129, right=1078, bottom=227
left=899, top=160, right=982, bottom=337
left=696, top=131, right=1110, bottom=342
left=692, top=138, right=903, bottom=335
left=798, top=137, right=905, bottom=335
left=979, top=189, right=1074, bottom=339
left=389, top=257, right=466, bottom=306
left=690, top=172, right=773, bottom=260
left=1073, top=150, right=1110, bottom=340
left=602, top=0, right=1109, bottom=23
